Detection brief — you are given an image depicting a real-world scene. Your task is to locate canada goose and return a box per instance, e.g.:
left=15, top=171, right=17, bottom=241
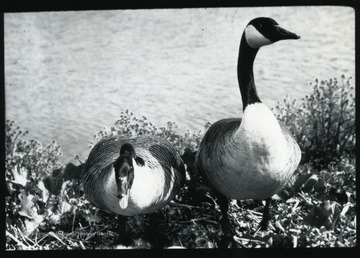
left=196, top=17, right=301, bottom=247
left=66, top=135, right=185, bottom=248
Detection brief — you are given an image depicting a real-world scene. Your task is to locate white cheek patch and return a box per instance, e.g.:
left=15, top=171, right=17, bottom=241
left=245, top=25, right=273, bottom=48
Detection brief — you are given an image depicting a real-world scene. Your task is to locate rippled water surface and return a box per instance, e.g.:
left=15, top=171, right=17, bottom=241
left=5, top=7, right=355, bottom=162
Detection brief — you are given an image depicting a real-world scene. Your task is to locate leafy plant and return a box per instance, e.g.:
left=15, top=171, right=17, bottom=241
left=5, top=120, right=63, bottom=236
left=90, top=109, right=206, bottom=153
left=273, top=75, right=355, bottom=168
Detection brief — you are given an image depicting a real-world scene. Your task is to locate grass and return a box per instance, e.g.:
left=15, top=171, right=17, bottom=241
left=5, top=76, right=356, bottom=249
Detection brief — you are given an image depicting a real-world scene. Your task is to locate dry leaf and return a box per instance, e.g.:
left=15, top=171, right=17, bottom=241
left=37, top=181, right=50, bottom=203
left=11, top=166, right=28, bottom=187
left=17, top=190, right=44, bottom=236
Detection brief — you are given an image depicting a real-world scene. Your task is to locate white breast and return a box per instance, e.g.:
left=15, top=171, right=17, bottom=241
left=114, top=158, right=177, bottom=216
left=130, top=162, right=175, bottom=208
left=236, top=103, right=287, bottom=152
left=216, top=103, right=293, bottom=199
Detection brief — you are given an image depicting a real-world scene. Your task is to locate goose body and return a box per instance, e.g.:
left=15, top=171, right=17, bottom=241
left=82, top=136, right=185, bottom=217
left=197, top=104, right=301, bottom=200
left=196, top=17, right=301, bottom=232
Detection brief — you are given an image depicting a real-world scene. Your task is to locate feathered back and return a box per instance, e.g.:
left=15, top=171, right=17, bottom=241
left=197, top=118, right=241, bottom=160
left=196, top=118, right=241, bottom=186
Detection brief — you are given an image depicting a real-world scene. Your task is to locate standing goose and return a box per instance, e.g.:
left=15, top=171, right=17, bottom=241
left=196, top=17, right=301, bottom=246
left=67, top=135, right=185, bottom=248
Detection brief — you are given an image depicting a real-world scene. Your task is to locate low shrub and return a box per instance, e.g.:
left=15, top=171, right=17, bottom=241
left=273, top=75, right=355, bottom=168
left=5, top=119, right=63, bottom=239
left=90, top=109, right=208, bottom=154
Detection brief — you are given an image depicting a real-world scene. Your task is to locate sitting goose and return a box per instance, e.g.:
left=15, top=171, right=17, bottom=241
left=67, top=135, right=185, bottom=248
left=196, top=17, right=302, bottom=246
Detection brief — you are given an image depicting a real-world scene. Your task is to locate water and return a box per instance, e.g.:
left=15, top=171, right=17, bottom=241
left=4, top=7, right=355, bottom=163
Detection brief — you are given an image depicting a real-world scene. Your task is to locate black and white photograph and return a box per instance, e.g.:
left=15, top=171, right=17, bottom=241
left=4, top=5, right=356, bottom=251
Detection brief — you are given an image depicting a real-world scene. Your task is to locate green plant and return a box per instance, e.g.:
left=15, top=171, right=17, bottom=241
left=5, top=120, right=63, bottom=236
left=273, top=75, right=355, bottom=168
left=90, top=109, right=206, bottom=153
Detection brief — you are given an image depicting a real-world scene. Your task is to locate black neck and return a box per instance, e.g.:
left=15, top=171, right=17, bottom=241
left=237, top=33, right=262, bottom=111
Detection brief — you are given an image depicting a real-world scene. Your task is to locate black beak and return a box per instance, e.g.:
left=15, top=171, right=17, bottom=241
left=273, top=25, right=300, bottom=41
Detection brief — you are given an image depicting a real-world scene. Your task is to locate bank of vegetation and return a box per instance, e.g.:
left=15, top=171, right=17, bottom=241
left=5, top=76, right=356, bottom=249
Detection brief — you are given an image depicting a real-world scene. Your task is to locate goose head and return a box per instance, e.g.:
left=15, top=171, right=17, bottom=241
left=238, top=17, right=300, bottom=109
left=244, top=17, right=300, bottom=49
left=113, top=143, right=145, bottom=209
